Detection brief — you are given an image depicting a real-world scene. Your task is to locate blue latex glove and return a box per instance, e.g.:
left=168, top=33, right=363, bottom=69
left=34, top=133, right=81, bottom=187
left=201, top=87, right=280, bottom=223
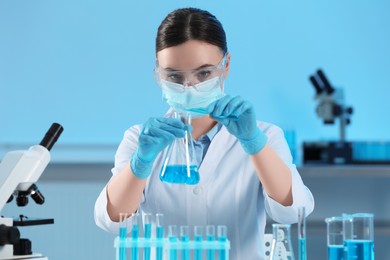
left=207, top=95, right=268, bottom=154
left=130, top=117, right=186, bottom=179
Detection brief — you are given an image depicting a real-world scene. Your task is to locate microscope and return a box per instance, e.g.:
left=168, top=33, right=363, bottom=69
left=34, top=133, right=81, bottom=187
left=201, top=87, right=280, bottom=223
left=303, top=69, right=354, bottom=164
left=0, top=123, right=63, bottom=259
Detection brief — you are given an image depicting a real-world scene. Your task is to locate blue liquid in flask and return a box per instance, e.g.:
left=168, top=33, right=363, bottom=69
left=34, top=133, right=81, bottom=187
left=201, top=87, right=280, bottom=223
left=160, top=165, right=199, bottom=185
left=328, top=245, right=344, bottom=260
left=344, top=240, right=374, bottom=260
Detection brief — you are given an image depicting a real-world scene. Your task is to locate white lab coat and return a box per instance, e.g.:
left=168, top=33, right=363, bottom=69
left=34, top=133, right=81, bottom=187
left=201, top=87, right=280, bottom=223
left=94, top=120, right=314, bottom=260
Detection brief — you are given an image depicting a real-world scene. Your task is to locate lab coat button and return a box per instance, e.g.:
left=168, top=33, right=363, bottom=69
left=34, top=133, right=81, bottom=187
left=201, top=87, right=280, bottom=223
left=193, top=186, right=200, bottom=195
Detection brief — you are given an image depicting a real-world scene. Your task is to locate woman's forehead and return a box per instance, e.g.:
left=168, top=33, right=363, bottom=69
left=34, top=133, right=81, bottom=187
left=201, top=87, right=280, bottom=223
left=157, top=40, right=223, bottom=70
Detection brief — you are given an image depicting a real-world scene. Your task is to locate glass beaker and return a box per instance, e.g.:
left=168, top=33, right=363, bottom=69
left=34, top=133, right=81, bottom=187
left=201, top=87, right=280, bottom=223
left=160, top=112, right=200, bottom=185
left=270, top=224, right=295, bottom=260
left=343, top=213, right=375, bottom=260
left=325, top=216, right=344, bottom=260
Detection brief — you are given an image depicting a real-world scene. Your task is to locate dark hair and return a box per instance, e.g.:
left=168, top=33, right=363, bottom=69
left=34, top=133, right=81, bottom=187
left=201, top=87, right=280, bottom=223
left=156, top=8, right=228, bottom=54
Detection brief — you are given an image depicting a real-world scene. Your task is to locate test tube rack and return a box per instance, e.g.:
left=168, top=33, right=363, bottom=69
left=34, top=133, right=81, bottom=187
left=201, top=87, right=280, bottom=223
left=114, top=226, right=230, bottom=260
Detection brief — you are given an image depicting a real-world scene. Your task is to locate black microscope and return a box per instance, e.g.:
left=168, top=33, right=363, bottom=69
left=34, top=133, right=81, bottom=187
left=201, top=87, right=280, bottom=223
left=303, top=69, right=354, bottom=164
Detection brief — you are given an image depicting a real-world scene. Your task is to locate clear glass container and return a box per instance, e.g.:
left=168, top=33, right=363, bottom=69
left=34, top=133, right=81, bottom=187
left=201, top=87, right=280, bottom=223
left=343, top=213, right=375, bottom=260
left=270, top=224, right=295, bottom=260
left=160, top=112, right=200, bottom=185
left=325, top=216, right=344, bottom=260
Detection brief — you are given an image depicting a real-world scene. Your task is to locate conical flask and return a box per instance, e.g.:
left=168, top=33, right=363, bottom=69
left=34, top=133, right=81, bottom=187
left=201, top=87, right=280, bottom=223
left=160, top=112, right=200, bottom=185
left=270, top=224, right=295, bottom=260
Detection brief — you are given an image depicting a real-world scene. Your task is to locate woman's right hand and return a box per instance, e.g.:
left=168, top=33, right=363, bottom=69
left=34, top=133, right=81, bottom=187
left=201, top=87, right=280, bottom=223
left=130, top=117, right=186, bottom=179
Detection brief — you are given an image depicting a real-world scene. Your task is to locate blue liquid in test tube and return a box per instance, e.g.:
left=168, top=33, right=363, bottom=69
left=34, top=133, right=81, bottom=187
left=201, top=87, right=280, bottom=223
left=144, top=213, right=152, bottom=260
left=344, top=240, right=374, bottom=260
left=131, top=213, right=139, bottom=260
left=328, top=245, right=344, bottom=260
left=156, top=214, right=164, bottom=260
left=299, top=238, right=307, bottom=260
left=206, top=226, right=215, bottom=260
left=298, top=207, right=307, bottom=260
left=194, top=226, right=203, bottom=260
left=168, top=225, right=178, bottom=260
left=180, top=226, right=190, bottom=260
left=119, top=213, right=129, bottom=260
left=217, top=226, right=227, bottom=260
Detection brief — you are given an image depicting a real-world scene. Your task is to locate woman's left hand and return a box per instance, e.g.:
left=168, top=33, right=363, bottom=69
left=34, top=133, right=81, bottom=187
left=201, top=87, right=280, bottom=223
left=207, top=95, right=267, bottom=154
left=207, top=95, right=257, bottom=139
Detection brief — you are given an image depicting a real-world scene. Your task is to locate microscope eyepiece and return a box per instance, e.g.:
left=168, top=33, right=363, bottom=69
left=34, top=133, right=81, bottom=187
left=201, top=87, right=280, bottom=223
left=309, top=75, right=323, bottom=94
left=316, top=69, right=335, bottom=95
left=39, top=123, right=64, bottom=151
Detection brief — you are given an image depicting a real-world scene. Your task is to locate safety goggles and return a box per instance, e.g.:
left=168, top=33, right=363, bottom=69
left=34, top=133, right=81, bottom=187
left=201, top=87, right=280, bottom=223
left=154, top=54, right=227, bottom=90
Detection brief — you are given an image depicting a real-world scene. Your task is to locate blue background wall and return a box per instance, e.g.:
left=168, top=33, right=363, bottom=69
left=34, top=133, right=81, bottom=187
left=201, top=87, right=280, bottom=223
left=1, top=0, right=389, bottom=154
left=1, top=1, right=390, bottom=259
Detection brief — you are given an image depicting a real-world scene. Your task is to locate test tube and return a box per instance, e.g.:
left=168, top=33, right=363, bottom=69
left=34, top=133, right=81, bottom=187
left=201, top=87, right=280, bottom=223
left=206, top=225, right=215, bottom=260
left=217, top=225, right=227, bottom=260
left=180, top=226, right=190, bottom=260
left=298, top=207, right=307, bottom=260
left=168, top=225, right=178, bottom=260
left=144, top=213, right=152, bottom=260
left=131, top=213, right=140, bottom=260
left=194, top=226, right=204, bottom=260
left=119, top=213, right=129, bottom=260
left=156, top=214, right=164, bottom=260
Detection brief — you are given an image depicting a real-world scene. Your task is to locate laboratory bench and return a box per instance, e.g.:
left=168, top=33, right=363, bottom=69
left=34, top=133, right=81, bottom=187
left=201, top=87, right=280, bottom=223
left=35, top=163, right=390, bottom=259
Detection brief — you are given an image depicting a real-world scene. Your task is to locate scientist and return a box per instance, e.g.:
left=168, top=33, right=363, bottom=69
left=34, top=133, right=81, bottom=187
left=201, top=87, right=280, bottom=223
left=95, top=7, right=314, bottom=259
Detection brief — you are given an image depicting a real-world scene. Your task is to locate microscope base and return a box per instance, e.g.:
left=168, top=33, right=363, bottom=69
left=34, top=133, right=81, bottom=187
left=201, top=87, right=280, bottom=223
left=303, top=141, right=353, bottom=165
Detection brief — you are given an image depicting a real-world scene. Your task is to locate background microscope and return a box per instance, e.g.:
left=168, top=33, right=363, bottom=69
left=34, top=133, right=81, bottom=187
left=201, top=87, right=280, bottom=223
left=303, top=69, right=354, bottom=164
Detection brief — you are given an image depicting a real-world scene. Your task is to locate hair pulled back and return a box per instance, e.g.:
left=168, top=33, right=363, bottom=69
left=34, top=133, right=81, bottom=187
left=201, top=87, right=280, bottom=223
left=156, top=8, right=228, bottom=55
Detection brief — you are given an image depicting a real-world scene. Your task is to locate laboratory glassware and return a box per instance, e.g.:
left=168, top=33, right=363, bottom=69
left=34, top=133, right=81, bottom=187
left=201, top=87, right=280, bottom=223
left=343, top=213, right=374, bottom=260
left=119, top=213, right=129, bottom=260
left=144, top=213, right=152, bottom=260
left=206, top=225, right=216, bottom=260
left=131, top=213, right=140, bottom=260
left=298, top=207, right=307, bottom=260
left=160, top=112, right=200, bottom=185
left=180, top=226, right=190, bottom=260
left=194, top=225, right=204, bottom=260
left=156, top=213, right=164, bottom=260
left=325, top=216, right=344, bottom=260
left=168, top=225, right=178, bottom=260
left=270, top=224, right=295, bottom=260
left=217, top=225, right=228, bottom=260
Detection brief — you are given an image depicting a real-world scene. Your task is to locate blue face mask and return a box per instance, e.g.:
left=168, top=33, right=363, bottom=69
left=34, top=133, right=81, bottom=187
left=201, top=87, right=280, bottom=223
left=161, top=77, right=225, bottom=118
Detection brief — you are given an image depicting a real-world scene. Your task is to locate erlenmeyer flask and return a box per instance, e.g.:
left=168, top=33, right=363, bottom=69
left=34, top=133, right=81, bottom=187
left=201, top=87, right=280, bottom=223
left=270, top=224, right=295, bottom=260
left=160, top=112, right=200, bottom=185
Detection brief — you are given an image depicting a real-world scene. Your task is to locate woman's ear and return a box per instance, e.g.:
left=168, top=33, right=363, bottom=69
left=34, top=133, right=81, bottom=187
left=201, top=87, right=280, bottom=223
left=224, top=52, right=231, bottom=77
